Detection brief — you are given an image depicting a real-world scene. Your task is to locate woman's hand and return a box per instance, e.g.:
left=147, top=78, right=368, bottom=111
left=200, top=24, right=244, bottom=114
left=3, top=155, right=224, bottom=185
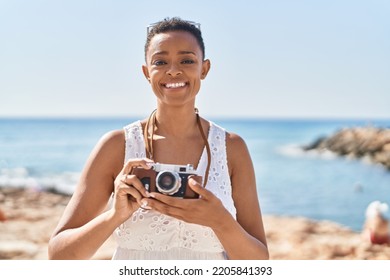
left=112, top=158, right=154, bottom=222
left=140, top=177, right=231, bottom=229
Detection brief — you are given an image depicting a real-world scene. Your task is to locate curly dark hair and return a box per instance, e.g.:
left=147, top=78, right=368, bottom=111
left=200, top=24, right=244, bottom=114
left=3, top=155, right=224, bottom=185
left=144, top=17, right=205, bottom=61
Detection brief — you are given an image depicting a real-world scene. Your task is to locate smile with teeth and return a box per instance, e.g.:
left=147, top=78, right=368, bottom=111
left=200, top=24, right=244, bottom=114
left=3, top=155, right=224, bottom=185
left=164, top=82, right=187, bottom=89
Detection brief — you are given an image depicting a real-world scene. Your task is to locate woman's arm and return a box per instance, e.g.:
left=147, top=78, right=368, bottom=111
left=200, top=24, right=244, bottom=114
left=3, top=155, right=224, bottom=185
left=214, top=132, right=268, bottom=259
left=48, top=130, right=151, bottom=259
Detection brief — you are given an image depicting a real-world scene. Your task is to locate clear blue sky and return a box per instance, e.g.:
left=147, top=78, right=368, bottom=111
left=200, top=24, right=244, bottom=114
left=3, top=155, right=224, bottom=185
left=1, top=0, right=389, bottom=119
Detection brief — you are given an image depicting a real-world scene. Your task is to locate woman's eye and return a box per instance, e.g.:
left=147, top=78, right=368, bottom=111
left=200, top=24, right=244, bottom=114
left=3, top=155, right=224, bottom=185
left=153, top=60, right=166, bottom=66
left=182, top=59, right=195, bottom=64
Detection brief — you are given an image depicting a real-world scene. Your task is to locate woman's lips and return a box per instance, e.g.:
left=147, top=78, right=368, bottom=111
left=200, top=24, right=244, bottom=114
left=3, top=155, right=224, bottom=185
left=163, top=82, right=187, bottom=89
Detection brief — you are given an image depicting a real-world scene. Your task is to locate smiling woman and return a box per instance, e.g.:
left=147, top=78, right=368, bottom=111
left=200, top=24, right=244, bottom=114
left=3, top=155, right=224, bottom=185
left=48, top=17, right=269, bottom=260
left=142, top=30, right=210, bottom=108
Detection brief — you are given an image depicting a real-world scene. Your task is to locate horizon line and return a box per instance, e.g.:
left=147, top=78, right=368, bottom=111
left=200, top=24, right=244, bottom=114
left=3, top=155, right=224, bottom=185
left=0, top=115, right=389, bottom=122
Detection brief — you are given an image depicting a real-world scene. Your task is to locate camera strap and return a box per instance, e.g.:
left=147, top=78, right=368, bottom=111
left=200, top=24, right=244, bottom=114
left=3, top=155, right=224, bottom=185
left=144, top=108, right=211, bottom=188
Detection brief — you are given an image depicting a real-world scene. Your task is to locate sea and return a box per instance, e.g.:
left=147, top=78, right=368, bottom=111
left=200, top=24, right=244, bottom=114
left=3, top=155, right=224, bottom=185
left=1, top=117, right=389, bottom=232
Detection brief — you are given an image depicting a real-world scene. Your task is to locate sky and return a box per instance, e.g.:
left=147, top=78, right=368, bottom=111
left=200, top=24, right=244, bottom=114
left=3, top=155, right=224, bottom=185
left=0, top=0, right=389, bottom=120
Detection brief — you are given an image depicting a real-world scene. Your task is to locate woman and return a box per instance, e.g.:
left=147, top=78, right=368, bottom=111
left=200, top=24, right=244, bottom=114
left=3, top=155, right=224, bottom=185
left=48, top=17, right=269, bottom=260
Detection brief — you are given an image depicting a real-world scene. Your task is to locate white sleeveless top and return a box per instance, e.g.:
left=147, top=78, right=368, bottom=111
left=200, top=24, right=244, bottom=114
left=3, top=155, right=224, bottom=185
left=112, top=120, right=236, bottom=259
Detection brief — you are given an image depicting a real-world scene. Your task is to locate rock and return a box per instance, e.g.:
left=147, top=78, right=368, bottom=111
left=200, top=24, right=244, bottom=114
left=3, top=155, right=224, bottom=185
left=303, top=126, right=390, bottom=170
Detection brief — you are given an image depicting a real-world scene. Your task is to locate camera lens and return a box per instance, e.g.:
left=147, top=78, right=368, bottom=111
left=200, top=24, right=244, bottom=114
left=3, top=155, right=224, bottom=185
left=160, top=175, right=173, bottom=187
left=156, top=171, right=181, bottom=195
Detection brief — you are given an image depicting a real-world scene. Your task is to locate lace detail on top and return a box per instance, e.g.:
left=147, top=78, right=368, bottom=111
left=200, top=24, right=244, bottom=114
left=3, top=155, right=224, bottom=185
left=113, top=121, right=236, bottom=259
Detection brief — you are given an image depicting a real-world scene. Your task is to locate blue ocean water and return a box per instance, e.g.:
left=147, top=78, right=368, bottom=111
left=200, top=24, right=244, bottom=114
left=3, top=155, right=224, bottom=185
left=1, top=117, right=389, bottom=231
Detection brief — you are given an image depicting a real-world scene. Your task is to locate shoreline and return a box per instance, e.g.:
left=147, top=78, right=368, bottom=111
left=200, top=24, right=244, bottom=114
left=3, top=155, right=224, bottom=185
left=1, top=187, right=390, bottom=260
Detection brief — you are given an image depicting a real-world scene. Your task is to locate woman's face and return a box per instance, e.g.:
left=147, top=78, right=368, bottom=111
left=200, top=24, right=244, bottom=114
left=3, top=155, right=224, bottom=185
left=142, top=31, right=210, bottom=108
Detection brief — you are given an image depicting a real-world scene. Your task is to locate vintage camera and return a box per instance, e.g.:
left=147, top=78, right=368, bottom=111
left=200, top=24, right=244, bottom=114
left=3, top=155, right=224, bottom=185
left=131, top=163, right=202, bottom=198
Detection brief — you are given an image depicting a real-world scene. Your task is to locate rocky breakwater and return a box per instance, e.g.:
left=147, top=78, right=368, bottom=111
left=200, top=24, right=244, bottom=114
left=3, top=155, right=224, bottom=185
left=303, top=126, right=390, bottom=170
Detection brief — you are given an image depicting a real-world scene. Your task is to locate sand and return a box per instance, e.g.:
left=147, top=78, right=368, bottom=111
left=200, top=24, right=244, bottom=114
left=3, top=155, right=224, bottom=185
left=1, top=187, right=389, bottom=260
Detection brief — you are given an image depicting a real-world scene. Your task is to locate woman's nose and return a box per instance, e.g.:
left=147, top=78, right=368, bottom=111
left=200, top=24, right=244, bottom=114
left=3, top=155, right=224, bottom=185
left=166, top=64, right=182, bottom=76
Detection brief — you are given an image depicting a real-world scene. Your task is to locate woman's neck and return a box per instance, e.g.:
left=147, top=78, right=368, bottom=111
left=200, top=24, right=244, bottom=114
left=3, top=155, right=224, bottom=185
left=154, top=105, right=199, bottom=138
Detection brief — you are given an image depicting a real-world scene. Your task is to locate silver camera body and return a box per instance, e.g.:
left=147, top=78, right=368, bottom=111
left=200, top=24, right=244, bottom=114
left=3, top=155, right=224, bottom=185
left=133, top=163, right=201, bottom=198
left=151, top=163, right=197, bottom=173
left=152, top=163, right=197, bottom=195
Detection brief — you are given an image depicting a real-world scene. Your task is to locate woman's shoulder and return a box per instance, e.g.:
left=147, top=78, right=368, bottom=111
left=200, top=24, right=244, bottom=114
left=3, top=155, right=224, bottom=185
left=225, top=131, right=248, bottom=161
left=91, top=129, right=126, bottom=165
left=100, top=129, right=125, bottom=146
left=207, top=120, right=249, bottom=161
left=208, top=120, right=251, bottom=175
left=79, top=128, right=126, bottom=182
left=208, top=120, right=247, bottom=148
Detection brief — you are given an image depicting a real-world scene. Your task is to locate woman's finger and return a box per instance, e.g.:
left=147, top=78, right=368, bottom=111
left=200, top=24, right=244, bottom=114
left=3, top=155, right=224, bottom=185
left=141, top=196, right=187, bottom=219
left=122, top=174, right=151, bottom=198
left=115, top=182, right=144, bottom=205
left=121, top=158, right=154, bottom=175
left=147, top=192, right=185, bottom=208
left=188, top=177, right=213, bottom=200
left=147, top=177, right=212, bottom=202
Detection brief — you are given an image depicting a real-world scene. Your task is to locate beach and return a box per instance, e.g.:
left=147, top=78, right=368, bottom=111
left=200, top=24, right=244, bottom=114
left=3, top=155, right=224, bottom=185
left=1, top=187, right=389, bottom=260
left=2, top=118, right=390, bottom=232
